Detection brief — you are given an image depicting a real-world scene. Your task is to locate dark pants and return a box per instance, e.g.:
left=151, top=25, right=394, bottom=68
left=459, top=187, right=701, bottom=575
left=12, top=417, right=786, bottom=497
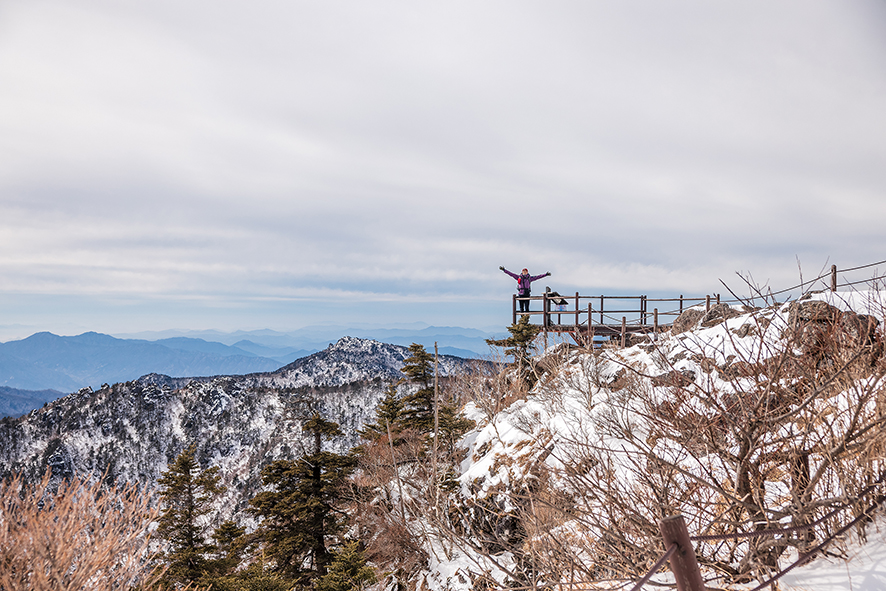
left=518, top=291, right=530, bottom=312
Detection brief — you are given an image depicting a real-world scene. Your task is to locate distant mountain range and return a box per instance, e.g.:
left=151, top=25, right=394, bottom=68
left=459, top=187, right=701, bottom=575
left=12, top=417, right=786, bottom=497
left=0, top=325, right=497, bottom=417
left=0, top=386, right=62, bottom=418
left=115, top=324, right=498, bottom=360
left=0, top=332, right=285, bottom=393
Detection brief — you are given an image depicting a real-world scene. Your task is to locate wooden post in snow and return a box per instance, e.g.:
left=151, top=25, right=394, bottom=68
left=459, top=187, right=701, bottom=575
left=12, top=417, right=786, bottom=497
left=659, top=515, right=705, bottom=591
left=621, top=317, right=626, bottom=348
left=831, top=265, right=838, bottom=292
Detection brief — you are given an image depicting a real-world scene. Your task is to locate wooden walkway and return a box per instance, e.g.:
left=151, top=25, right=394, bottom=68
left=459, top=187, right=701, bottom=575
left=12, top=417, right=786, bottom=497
left=513, top=292, right=722, bottom=346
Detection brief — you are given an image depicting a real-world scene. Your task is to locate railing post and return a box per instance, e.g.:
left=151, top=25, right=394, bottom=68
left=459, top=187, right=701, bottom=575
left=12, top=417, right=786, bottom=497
left=600, top=295, right=604, bottom=325
left=831, top=264, right=838, bottom=292
left=513, top=294, right=517, bottom=324
left=654, top=308, right=659, bottom=335
left=705, top=295, right=711, bottom=312
left=621, top=317, right=626, bottom=348
left=679, top=295, right=684, bottom=314
left=659, top=515, right=705, bottom=591
left=588, top=303, right=594, bottom=348
left=574, top=292, right=580, bottom=332
left=716, top=293, right=720, bottom=305
left=543, top=292, right=549, bottom=329
left=641, top=295, right=647, bottom=325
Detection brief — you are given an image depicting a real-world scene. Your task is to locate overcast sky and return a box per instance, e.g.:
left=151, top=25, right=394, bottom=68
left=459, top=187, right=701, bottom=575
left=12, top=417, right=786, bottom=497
left=1, top=0, right=885, bottom=339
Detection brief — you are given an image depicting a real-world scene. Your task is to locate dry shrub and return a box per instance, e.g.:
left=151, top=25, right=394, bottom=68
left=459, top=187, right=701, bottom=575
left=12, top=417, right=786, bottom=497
left=443, top=297, right=886, bottom=588
left=0, top=471, right=160, bottom=590
left=348, top=432, right=429, bottom=584
left=557, top=299, right=886, bottom=584
left=450, top=358, right=531, bottom=421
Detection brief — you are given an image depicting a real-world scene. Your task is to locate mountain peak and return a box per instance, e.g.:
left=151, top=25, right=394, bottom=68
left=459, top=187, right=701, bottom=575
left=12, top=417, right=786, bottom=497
left=327, top=336, right=385, bottom=352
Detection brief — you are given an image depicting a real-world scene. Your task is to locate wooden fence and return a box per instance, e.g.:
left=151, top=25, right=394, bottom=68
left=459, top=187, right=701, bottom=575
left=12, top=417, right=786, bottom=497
left=511, top=261, right=886, bottom=346
left=513, top=293, right=721, bottom=345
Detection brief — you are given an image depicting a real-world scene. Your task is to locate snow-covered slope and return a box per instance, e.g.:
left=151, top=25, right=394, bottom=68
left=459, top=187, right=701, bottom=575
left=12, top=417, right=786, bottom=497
left=0, top=337, right=471, bottom=522
left=781, top=521, right=886, bottom=590
left=423, top=290, right=886, bottom=590
left=255, top=336, right=438, bottom=389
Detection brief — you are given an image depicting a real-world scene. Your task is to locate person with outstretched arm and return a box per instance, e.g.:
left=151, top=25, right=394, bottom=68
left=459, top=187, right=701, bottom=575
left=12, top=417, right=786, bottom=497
left=500, top=266, right=551, bottom=313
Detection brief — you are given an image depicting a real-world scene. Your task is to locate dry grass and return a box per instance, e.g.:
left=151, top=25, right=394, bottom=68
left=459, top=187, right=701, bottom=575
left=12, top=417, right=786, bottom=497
left=0, top=471, right=160, bottom=590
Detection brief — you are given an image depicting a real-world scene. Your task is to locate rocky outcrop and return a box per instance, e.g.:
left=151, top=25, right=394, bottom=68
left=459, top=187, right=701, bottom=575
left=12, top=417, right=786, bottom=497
left=672, top=304, right=743, bottom=335
left=651, top=369, right=697, bottom=387
left=785, top=301, right=882, bottom=366
left=787, top=300, right=840, bottom=327
left=671, top=309, right=705, bottom=335
left=700, top=303, right=742, bottom=328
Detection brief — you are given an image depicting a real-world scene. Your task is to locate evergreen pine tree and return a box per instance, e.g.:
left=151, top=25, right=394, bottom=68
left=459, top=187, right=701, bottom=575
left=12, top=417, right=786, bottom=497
left=399, top=343, right=436, bottom=433
left=216, top=560, right=291, bottom=591
left=206, top=520, right=247, bottom=580
left=156, top=444, right=226, bottom=587
left=486, top=315, right=541, bottom=383
left=358, top=381, right=404, bottom=442
left=437, top=402, right=476, bottom=455
left=315, top=541, right=377, bottom=591
left=248, top=414, right=357, bottom=583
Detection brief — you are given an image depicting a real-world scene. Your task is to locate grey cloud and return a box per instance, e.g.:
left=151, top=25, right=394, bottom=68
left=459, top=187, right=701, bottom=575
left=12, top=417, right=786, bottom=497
left=1, top=0, right=884, bottom=333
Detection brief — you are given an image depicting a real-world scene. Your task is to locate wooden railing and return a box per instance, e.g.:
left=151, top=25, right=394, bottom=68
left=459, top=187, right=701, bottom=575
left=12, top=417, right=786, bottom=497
left=513, top=292, right=721, bottom=344
left=509, top=259, right=886, bottom=346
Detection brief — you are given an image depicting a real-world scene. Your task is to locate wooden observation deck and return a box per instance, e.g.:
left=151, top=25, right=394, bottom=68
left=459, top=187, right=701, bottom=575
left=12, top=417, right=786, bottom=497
left=514, top=292, right=722, bottom=346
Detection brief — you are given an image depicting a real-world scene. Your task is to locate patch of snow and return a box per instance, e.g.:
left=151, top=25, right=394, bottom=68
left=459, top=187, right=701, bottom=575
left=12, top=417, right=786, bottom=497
left=782, top=522, right=886, bottom=590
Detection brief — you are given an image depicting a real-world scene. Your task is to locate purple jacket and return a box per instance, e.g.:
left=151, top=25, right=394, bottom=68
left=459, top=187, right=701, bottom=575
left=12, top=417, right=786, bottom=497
left=502, top=268, right=548, bottom=295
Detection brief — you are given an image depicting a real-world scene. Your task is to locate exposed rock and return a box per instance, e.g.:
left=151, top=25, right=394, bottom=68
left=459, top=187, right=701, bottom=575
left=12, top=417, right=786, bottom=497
left=625, top=333, right=653, bottom=347
left=785, top=301, right=841, bottom=359
left=651, top=369, right=696, bottom=388
left=787, top=300, right=840, bottom=327
left=671, top=309, right=704, bottom=335
left=606, top=368, right=631, bottom=391
left=671, top=351, right=688, bottom=362
left=688, top=355, right=718, bottom=374
left=836, top=312, right=882, bottom=364
left=717, top=360, right=760, bottom=380
left=700, top=303, right=742, bottom=328
left=732, top=323, right=758, bottom=338
left=784, top=301, right=883, bottom=366
left=839, top=313, right=880, bottom=345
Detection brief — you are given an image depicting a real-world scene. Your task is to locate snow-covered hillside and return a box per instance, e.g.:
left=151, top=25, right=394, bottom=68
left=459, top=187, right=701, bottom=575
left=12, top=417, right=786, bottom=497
left=414, top=290, right=886, bottom=591
left=0, top=337, right=471, bottom=523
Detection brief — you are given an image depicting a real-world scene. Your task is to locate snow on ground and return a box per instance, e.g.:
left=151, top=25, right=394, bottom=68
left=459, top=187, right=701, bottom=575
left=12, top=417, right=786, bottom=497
left=782, top=522, right=886, bottom=591
left=431, top=289, right=886, bottom=590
